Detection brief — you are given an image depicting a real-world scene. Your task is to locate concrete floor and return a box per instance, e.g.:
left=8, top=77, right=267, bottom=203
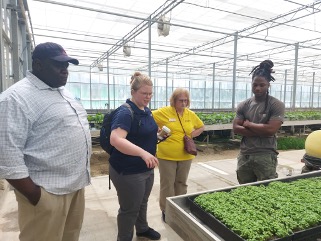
left=0, top=150, right=306, bottom=241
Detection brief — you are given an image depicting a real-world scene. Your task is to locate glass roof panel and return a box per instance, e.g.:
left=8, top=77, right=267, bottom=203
left=26, top=0, right=321, bottom=80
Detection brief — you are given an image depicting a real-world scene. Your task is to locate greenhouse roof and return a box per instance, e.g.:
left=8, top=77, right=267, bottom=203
left=26, top=0, right=321, bottom=81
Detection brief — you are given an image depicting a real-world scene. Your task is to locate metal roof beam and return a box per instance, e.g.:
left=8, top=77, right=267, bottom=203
left=139, top=1, right=321, bottom=71
left=90, top=0, right=185, bottom=68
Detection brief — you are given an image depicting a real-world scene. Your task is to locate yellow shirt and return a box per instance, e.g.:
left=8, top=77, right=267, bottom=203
left=152, top=106, right=204, bottom=161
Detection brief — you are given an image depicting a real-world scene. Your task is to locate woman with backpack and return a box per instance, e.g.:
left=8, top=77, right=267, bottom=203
left=109, top=72, right=161, bottom=241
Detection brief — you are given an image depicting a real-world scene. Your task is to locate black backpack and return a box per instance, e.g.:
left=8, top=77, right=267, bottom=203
left=99, top=103, right=134, bottom=155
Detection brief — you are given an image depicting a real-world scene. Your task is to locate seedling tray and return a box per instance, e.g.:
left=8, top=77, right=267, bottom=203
left=188, top=196, right=291, bottom=241
left=187, top=171, right=321, bottom=241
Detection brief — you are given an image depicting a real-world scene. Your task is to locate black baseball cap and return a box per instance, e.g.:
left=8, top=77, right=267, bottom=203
left=32, top=42, right=79, bottom=65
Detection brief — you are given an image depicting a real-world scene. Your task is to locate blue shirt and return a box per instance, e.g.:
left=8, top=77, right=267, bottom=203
left=0, top=72, right=91, bottom=194
left=109, top=99, right=158, bottom=174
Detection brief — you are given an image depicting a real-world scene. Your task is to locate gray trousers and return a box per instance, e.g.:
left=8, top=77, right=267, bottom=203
left=109, top=165, right=154, bottom=241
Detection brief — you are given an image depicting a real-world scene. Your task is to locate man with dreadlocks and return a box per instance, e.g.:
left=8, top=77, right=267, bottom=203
left=301, top=130, right=321, bottom=173
left=233, top=60, right=285, bottom=184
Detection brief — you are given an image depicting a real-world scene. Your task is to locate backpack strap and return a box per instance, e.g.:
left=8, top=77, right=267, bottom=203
left=109, top=102, right=134, bottom=190
left=122, top=103, right=134, bottom=120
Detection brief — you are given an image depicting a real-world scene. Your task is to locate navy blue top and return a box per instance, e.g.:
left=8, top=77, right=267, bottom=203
left=109, top=99, right=158, bottom=174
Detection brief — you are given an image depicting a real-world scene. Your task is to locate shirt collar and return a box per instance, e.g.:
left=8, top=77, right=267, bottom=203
left=126, top=98, right=150, bottom=115
left=26, top=71, right=62, bottom=91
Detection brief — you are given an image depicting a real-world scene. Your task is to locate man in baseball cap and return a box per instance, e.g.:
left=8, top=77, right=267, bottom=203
left=31, top=42, right=79, bottom=88
left=32, top=42, right=79, bottom=65
left=0, top=42, right=91, bottom=241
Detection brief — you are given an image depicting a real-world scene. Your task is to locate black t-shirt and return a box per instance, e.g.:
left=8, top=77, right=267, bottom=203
left=109, top=99, right=158, bottom=174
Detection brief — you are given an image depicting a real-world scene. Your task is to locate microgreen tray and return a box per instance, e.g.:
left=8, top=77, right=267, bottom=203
left=188, top=171, right=321, bottom=241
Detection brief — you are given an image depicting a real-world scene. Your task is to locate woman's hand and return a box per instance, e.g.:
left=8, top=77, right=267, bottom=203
left=157, top=132, right=171, bottom=143
left=111, top=128, right=160, bottom=168
left=141, top=151, right=159, bottom=168
left=191, top=126, right=205, bottom=138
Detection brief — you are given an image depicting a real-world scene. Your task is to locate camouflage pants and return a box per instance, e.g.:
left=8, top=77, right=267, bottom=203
left=301, top=163, right=321, bottom=174
left=236, top=153, right=278, bottom=184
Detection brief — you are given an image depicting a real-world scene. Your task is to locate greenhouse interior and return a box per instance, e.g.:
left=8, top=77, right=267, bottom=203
left=1, top=0, right=321, bottom=241
left=2, top=0, right=321, bottom=111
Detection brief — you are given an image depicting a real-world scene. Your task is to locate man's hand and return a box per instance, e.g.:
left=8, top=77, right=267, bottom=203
left=28, top=185, right=41, bottom=205
left=7, top=177, right=41, bottom=206
left=233, top=119, right=257, bottom=137
left=242, top=120, right=251, bottom=129
left=243, top=119, right=282, bottom=137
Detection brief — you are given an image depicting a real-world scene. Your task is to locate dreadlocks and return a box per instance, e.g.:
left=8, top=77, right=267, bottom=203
left=250, top=60, right=275, bottom=82
left=250, top=60, right=275, bottom=114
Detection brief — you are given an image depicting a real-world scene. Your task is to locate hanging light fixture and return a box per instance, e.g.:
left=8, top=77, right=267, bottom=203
left=123, top=43, right=131, bottom=57
left=97, top=63, right=103, bottom=71
left=157, top=15, right=170, bottom=37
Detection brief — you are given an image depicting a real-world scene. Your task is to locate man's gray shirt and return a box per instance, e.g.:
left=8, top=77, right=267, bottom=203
left=0, top=71, right=91, bottom=194
left=235, top=96, right=285, bottom=155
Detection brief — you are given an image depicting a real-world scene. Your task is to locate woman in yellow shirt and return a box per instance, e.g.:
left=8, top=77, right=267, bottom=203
left=152, top=88, right=204, bottom=222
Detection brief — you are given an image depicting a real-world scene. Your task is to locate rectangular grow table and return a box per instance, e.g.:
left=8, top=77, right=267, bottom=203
left=166, top=171, right=321, bottom=241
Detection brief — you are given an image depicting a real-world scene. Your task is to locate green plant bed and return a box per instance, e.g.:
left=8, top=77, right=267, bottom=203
left=196, top=135, right=304, bottom=151
left=192, top=176, right=321, bottom=241
left=196, top=112, right=235, bottom=125
left=88, top=110, right=321, bottom=126
left=195, top=110, right=321, bottom=125
left=88, top=113, right=104, bottom=129
left=285, top=111, right=321, bottom=121
left=277, top=136, right=306, bottom=150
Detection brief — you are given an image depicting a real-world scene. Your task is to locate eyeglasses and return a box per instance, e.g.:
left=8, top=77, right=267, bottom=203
left=178, top=99, right=188, bottom=103
left=138, top=91, right=153, bottom=97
